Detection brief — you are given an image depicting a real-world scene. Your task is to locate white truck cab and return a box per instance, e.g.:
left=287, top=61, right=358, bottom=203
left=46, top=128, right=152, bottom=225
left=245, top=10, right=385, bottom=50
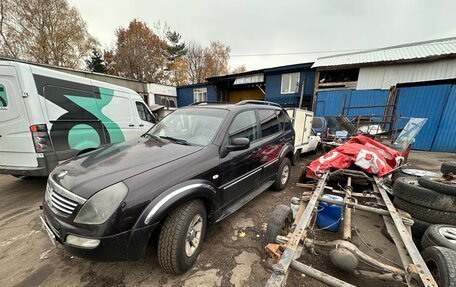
left=0, top=60, right=156, bottom=177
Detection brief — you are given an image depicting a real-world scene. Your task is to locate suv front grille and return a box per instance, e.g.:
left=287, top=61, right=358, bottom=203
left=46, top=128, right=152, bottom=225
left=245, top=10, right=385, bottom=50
left=49, top=186, right=78, bottom=214
left=46, top=178, right=86, bottom=217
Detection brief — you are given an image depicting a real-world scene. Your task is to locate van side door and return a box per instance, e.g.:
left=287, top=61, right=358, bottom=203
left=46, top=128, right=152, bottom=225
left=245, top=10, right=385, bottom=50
left=96, top=89, right=137, bottom=142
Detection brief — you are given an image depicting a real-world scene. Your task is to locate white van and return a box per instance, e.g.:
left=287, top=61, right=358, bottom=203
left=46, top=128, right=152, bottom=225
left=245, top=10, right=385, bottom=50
left=0, top=60, right=156, bottom=177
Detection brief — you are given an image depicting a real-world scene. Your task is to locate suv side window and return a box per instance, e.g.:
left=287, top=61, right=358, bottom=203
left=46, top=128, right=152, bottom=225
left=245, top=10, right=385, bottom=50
left=277, top=109, right=292, bottom=131
left=228, top=110, right=258, bottom=143
left=136, top=102, right=156, bottom=123
left=258, top=109, right=280, bottom=138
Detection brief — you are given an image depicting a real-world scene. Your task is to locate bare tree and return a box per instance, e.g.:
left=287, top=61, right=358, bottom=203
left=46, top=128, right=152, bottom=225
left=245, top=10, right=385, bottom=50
left=185, top=41, right=206, bottom=84
left=184, top=41, right=232, bottom=84
left=0, top=0, right=97, bottom=68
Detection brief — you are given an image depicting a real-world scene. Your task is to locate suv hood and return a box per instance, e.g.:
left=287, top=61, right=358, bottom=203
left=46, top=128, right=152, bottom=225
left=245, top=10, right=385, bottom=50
left=52, top=137, right=203, bottom=198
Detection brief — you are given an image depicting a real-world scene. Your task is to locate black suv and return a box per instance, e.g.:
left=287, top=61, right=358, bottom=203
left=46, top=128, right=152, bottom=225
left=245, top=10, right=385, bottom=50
left=41, top=101, right=295, bottom=274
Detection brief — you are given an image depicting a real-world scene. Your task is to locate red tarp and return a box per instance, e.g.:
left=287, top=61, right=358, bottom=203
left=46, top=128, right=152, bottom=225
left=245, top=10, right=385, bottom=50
left=306, top=135, right=403, bottom=178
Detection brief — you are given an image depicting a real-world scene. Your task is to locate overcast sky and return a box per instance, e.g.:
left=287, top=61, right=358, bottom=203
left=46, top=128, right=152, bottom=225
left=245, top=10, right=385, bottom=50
left=70, top=0, right=456, bottom=70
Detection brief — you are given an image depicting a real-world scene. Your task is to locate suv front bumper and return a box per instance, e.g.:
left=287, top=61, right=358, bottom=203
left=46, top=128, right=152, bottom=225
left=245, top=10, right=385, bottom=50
left=42, top=206, right=157, bottom=261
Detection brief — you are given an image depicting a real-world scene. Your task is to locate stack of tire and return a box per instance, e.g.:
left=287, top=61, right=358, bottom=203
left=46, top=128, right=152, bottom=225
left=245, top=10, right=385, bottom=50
left=392, top=162, right=456, bottom=287
left=392, top=162, right=456, bottom=239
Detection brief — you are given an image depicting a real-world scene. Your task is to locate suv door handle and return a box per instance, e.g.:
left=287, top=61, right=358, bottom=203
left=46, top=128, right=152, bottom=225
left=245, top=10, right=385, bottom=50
left=129, top=124, right=135, bottom=127
left=139, top=124, right=144, bottom=127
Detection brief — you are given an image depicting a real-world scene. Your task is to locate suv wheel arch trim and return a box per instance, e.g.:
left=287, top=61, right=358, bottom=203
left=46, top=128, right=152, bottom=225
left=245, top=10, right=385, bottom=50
left=144, top=183, right=216, bottom=224
left=279, top=143, right=294, bottom=159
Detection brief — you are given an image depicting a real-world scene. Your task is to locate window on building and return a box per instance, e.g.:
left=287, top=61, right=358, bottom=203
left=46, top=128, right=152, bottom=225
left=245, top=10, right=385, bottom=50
left=193, top=88, right=208, bottom=102
left=154, top=94, right=177, bottom=110
left=228, top=110, right=258, bottom=143
left=318, top=68, right=359, bottom=90
left=257, top=109, right=280, bottom=137
left=281, top=72, right=300, bottom=94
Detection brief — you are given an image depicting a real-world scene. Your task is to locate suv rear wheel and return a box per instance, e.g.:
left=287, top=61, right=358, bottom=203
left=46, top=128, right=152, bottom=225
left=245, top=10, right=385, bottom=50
left=273, top=158, right=291, bottom=191
left=158, top=199, right=207, bottom=274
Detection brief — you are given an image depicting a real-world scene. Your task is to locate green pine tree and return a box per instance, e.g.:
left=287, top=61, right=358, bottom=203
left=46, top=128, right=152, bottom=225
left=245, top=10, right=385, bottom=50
left=165, top=31, right=186, bottom=61
left=86, top=48, right=107, bottom=73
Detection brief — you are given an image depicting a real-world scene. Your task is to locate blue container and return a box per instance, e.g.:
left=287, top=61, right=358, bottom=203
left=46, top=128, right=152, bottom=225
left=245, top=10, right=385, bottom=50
left=317, top=194, right=344, bottom=232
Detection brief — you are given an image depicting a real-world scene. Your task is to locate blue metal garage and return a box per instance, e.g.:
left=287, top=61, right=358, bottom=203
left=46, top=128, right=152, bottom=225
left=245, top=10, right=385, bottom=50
left=312, top=37, right=456, bottom=152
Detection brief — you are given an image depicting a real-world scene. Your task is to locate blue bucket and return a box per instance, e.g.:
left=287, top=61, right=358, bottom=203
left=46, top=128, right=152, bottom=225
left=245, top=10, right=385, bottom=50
left=317, top=194, right=344, bottom=232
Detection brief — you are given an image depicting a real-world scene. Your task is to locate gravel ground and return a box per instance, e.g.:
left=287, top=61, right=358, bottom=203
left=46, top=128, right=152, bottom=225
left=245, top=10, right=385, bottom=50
left=0, top=150, right=454, bottom=287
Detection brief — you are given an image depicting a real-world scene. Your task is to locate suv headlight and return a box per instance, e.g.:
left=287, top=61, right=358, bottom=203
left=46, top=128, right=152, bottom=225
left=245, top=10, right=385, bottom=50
left=74, top=182, right=128, bottom=225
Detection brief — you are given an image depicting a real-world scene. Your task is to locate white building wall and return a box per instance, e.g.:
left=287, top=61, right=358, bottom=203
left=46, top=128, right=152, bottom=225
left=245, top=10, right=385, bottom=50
left=357, top=58, right=456, bottom=90
left=146, top=83, right=177, bottom=105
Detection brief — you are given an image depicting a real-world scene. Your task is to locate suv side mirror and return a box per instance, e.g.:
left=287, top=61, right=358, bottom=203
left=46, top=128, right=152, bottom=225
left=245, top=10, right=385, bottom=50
left=227, top=138, right=250, bottom=152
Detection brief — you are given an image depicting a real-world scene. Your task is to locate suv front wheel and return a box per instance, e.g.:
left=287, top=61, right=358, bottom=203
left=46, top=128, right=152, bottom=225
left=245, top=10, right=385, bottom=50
left=273, top=158, right=291, bottom=191
left=158, top=199, right=207, bottom=274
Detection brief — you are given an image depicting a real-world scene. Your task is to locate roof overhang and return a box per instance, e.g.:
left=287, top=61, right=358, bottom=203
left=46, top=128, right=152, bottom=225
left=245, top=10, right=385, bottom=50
left=233, top=73, right=264, bottom=85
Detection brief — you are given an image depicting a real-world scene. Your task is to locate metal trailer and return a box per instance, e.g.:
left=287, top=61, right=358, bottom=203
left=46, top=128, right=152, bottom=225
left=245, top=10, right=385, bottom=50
left=264, top=169, right=438, bottom=287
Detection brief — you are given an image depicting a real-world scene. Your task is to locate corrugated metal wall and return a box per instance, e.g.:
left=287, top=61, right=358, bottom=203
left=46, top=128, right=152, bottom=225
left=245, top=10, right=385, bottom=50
left=395, top=85, right=451, bottom=150
left=315, top=90, right=389, bottom=116
left=357, top=58, right=456, bottom=90
left=315, top=84, right=456, bottom=152
left=432, top=85, right=456, bottom=151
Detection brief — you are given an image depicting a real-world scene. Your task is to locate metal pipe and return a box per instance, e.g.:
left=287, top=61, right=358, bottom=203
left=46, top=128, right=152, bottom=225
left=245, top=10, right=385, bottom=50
left=266, top=172, right=329, bottom=287
left=306, top=239, right=406, bottom=275
left=343, top=176, right=352, bottom=240
left=290, top=260, right=356, bottom=287
left=298, top=76, right=307, bottom=109
left=373, top=177, right=437, bottom=287
left=317, top=196, right=390, bottom=216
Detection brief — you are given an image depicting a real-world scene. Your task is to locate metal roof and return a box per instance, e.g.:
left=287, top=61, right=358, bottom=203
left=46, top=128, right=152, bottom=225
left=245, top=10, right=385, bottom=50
left=312, top=37, right=456, bottom=68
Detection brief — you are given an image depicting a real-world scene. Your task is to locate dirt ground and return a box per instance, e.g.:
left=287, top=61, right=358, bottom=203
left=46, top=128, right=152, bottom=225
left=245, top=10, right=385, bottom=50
left=0, top=150, right=455, bottom=287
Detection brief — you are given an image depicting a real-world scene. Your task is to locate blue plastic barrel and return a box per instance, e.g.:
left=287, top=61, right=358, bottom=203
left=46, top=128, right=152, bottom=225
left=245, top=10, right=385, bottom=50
left=317, top=194, right=344, bottom=232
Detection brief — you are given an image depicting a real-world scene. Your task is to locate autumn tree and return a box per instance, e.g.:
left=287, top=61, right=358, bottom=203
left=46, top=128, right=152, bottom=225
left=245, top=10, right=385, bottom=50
left=204, top=41, right=230, bottom=78
left=0, top=0, right=97, bottom=68
left=86, top=48, right=107, bottom=73
left=231, top=65, right=247, bottom=74
left=105, top=19, right=166, bottom=82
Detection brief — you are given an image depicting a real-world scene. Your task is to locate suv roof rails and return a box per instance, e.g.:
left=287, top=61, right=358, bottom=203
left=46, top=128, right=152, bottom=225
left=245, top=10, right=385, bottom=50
left=190, top=101, right=229, bottom=106
left=236, top=100, right=282, bottom=108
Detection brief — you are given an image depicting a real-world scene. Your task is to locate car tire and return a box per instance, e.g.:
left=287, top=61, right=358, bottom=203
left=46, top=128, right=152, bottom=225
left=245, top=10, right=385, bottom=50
left=421, top=225, right=456, bottom=251
left=263, top=205, right=293, bottom=251
left=391, top=170, right=411, bottom=182
left=392, top=177, right=456, bottom=212
left=418, top=176, right=456, bottom=196
left=421, top=246, right=456, bottom=287
left=412, top=218, right=433, bottom=239
left=393, top=198, right=456, bottom=225
left=441, top=162, right=456, bottom=175
left=158, top=199, right=207, bottom=274
left=272, top=158, right=291, bottom=191
left=291, top=150, right=301, bottom=166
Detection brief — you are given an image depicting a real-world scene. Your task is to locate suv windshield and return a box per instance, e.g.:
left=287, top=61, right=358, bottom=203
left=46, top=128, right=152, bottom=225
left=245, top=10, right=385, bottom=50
left=144, top=108, right=228, bottom=146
